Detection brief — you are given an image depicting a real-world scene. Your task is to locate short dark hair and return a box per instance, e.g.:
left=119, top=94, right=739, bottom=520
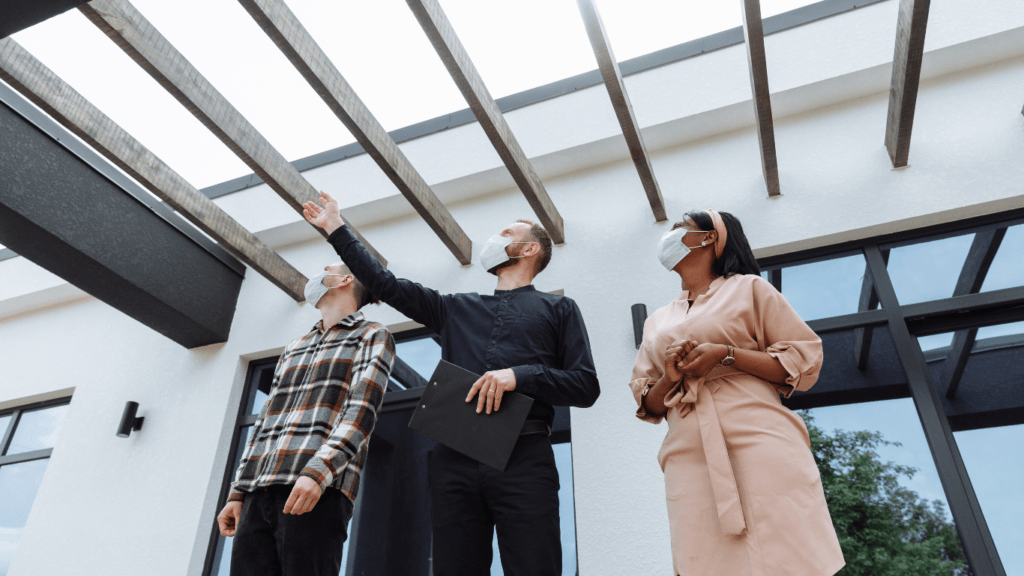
left=682, top=210, right=760, bottom=277
left=339, top=265, right=379, bottom=309
left=517, top=219, right=553, bottom=275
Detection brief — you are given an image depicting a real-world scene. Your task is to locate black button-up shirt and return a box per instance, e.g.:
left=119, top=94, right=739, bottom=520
left=328, top=226, right=600, bottom=426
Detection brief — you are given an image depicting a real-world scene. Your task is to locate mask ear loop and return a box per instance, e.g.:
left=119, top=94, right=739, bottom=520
left=505, top=241, right=533, bottom=260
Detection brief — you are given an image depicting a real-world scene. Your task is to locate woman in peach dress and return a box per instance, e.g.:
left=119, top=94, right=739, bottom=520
left=631, top=210, right=844, bottom=576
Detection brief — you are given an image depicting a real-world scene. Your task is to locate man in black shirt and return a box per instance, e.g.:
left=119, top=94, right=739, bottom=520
left=304, top=191, right=600, bottom=576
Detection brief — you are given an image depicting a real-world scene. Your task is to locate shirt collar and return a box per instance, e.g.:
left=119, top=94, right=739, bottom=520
left=313, top=310, right=366, bottom=334
left=677, top=275, right=728, bottom=302
left=493, top=284, right=536, bottom=296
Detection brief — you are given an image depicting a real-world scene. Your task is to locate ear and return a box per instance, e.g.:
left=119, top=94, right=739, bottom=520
left=522, top=241, right=541, bottom=258
left=703, top=230, right=718, bottom=246
left=338, top=274, right=355, bottom=287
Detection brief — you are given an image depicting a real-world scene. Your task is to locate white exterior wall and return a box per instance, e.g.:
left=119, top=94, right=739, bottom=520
left=1, top=0, right=1023, bottom=573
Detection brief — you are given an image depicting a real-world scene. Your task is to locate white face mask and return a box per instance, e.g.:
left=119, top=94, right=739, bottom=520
left=304, top=271, right=345, bottom=308
left=479, top=235, right=530, bottom=273
left=657, top=228, right=709, bottom=271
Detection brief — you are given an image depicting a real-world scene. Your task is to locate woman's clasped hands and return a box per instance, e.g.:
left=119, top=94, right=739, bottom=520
left=665, top=338, right=728, bottom=382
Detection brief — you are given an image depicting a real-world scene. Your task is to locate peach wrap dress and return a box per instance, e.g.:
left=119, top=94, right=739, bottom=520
left=630, top=274, right=844, bottom=576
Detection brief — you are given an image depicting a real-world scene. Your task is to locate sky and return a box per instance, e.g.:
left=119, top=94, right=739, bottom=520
left=0, top=0, right=816, bottom=254
left=8, top=0, right=815, bottom=190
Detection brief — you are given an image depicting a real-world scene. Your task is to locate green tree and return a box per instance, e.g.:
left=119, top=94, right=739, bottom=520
left=801, top=412, right=969, bottom=576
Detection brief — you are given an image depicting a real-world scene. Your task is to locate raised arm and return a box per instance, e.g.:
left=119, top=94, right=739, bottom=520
left=304, top=191, right=451, bottom=333
left=511, top=298, right=601, bottom=408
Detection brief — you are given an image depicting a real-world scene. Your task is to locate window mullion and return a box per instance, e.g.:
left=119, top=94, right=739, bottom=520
left=0, top=408, right=21, bottom=456
left=865, top=244, right=1006, bottom=576
left=0, top=448, right=52, bottom=466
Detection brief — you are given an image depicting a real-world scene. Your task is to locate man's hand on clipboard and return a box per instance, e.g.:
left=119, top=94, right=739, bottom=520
left=466, top=369, right=517, bottom=414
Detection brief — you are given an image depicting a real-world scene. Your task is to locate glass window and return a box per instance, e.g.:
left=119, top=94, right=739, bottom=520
left=246, top=362, right=276, bottom=416
left=975, top=320, right=1024, bottom=341
left=887, top=234, right=974, bottom=305
left=953, top=424, right=1024, bottom=575
left=779, top=253, right=867, bottom=321
left=6, top=405, right=69, bottom=455
left=980, top=223, right=1024, bottom=293
left=397, top=336, right=443, bottom=379
left=209, top=425, right=254, bottom=576
left=0, top=399, right=71, bottom=575
left=0, top=459, right=49, bottom=574
left=917, top=332, right=954, bottom=352
left=806, top=399, right=952, bottom=513
left=802, top=399, right=965, bottom=571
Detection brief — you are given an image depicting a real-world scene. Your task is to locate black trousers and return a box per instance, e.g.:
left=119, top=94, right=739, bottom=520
left=428, top=435, right=561, bottom=576
left=230, top=485, right=354, bottom=576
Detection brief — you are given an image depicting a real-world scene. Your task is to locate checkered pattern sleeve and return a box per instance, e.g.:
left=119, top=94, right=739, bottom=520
left=297, top=325, right=396, bottom=491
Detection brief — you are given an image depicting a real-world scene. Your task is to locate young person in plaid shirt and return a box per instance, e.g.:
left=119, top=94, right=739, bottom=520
left=216, top=262, right=395, bottom=576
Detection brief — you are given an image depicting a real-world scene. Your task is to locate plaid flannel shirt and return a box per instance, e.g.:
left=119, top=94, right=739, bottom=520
left=228, top=311, right=395, bottom=503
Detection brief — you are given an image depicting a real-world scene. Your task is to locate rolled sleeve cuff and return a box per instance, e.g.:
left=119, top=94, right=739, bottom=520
left=299, top=457, right=336, bottom=492
left=766, top=343, right=820, bottom=397
left=630, top=377, right=664, bottom=425
left=227, top=489, right=246, bottom=503
left=511, top=365, right=542, bottom=395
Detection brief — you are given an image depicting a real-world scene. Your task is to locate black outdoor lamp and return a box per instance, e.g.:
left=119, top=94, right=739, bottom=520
left=116, top=401, right=145, bottom=438
left=631, top=303, right=648, bottom=349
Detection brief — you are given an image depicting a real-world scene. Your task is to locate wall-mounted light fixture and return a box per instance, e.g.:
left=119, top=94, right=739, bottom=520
left=116, top=401, right=145, bottom=438
left=631, top=304, right=647, bottom=349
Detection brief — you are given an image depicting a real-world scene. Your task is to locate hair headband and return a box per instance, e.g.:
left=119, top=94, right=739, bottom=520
left=705, top=209, right=728, bottom=260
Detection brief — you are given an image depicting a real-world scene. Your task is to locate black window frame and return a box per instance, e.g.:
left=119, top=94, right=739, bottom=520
left=0, top=396, right=72, bottom=467
left=0, top=395, right=73, bottom=570
left=202, top=357, right=277, bottom=576
left=752, top=207, right=1024, bottom=576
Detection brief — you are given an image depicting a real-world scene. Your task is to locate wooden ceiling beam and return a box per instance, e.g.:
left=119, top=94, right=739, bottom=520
left=884, top=0, right=931, bottom=168
left=237, top=0, right=472, bottom=265
left=405, top=0, right=565, bottom=243
left=0, top=37, right=308, bottom=301
left=576, top=0, right=667, bottom=223
left=79, top=0, right=386, bottom=265
left=739, top=0, right=781, bottom=197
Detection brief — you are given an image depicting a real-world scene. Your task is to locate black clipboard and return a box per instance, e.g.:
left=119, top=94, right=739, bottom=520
left=408, top=360, right=534, bottom=472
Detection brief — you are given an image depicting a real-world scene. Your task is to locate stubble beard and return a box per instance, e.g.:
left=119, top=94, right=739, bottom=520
left=487, top=243, right=525, bottom=275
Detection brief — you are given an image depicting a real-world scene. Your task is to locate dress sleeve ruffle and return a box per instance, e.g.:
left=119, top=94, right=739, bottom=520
left=630, top=376, right=664, bottom=424
left=766, top=341, right=821, bottom=397
left=754, top=277, right=823, bottom=396
left=629, top=315, right=675, bottom=424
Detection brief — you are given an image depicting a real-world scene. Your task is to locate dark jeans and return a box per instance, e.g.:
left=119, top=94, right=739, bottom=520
left=428, top=435, right=561, bottom=576
left=230, top=485, right=354, bottom=576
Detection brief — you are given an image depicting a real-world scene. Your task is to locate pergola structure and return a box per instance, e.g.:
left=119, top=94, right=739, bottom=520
left=2, top=2, right=1021, bottom=575
left=1, top=0, right=944, bottom=347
